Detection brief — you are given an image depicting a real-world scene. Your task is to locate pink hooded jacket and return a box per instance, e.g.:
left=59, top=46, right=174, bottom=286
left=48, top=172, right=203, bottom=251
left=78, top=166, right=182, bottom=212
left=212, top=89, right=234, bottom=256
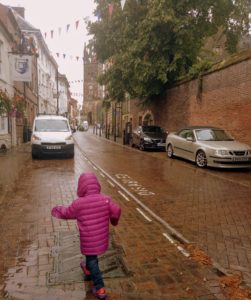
left=51, top=173, right=121, bottom=255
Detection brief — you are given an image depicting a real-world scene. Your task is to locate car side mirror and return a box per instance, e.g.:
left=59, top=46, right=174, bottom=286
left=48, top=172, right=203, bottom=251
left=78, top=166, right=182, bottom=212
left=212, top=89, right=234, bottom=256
left=186, top=137, right=194, bottom=142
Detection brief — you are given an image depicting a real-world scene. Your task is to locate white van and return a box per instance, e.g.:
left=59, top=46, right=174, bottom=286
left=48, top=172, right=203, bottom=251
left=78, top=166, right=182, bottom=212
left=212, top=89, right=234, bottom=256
left=31, top=115, right=74, bottom=159
left=82, top=120, right=89, bottom=131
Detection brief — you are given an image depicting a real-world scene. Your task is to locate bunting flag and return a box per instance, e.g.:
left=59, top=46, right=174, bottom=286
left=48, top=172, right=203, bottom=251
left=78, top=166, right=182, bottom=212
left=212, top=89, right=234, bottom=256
left=43, top=17, right=90, bottom=39
left=121, top=0, right=126, bottom=10
left=69, top=80, right=83, bottom=83
left=94, top=10, right=102, bottom=20
left=53, top=52, right=84, bottom=62
left=75, top=20, right=79, bottom=30
left=108, top=4, right=114, bottom=18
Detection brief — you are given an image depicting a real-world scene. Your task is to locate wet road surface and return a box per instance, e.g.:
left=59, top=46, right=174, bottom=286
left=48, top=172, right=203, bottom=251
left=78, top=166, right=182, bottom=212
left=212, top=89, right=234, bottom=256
left=0, top=131, right=250, bottom=299
left=76, top=132, right=251, bottom=282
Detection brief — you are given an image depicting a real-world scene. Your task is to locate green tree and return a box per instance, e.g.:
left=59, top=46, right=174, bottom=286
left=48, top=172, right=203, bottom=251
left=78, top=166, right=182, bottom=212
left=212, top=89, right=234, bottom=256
left=88, top=0, right=251, bottom=104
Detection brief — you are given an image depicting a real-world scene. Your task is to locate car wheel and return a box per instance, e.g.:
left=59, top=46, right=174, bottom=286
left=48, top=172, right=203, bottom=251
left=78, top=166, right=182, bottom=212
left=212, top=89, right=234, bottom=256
left=167, top=144, right=173, bottom=158
left=196, top=150, right=207, bottom=168
left=139, top=141, right=145, bottom=151
left=129, top=137, right=134, bottom=147
left=32, top=152, right=37, bottom=159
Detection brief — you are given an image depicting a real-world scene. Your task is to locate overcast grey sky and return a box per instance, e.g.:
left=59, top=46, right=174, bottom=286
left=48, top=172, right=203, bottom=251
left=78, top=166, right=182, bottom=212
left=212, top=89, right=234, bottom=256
left=0, top=0, right=97, bottom=104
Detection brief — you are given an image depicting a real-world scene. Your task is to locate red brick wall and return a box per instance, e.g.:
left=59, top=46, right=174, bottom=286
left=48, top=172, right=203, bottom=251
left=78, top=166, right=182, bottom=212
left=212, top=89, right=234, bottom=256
left=153, top=56, right=251, bottom=146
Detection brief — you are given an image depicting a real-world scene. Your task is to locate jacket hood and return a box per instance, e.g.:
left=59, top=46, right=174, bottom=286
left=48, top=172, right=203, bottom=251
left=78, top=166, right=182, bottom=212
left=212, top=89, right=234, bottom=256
left=77, top=173, right=101, bottom=197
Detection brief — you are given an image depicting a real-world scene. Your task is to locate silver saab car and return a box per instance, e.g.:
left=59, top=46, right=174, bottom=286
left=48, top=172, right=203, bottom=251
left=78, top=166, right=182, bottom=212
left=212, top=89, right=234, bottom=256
left=165, top=126, right=251, bottom=168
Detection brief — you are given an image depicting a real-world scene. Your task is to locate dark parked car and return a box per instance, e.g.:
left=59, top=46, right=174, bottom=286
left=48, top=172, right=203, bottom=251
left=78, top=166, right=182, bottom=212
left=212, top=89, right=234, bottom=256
left=130, top=125, right=167, bottom=151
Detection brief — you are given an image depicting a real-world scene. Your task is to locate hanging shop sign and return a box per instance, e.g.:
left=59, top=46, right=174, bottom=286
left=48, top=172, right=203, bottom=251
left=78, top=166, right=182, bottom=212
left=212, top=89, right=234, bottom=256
left=10, top=54, right=32, bottom=82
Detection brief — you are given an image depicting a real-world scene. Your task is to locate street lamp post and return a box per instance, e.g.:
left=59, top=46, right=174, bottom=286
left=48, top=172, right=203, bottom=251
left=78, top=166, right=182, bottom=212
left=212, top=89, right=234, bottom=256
left=56, top=68, right=59, bottom=115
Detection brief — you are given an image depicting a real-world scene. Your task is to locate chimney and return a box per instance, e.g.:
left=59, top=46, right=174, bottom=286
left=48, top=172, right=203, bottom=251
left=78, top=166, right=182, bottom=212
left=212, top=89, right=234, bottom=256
left=12, top=6, right=25, bottom=18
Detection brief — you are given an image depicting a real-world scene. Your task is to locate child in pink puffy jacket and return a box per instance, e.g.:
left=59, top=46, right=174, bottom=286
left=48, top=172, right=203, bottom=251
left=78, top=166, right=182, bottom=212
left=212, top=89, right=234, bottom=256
left=51, top=172, right=121, bottom=299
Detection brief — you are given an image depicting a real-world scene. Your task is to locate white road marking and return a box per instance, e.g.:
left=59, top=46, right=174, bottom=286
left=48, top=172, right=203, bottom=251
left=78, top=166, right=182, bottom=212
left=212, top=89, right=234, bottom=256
left=93, top=166, right=97, bottom=170
left=99, top=172, right=105, bottom=177
left=118, top=190, right=130, bottom=201
left=76, top=144, right=190, bottom=245
left=163, top=233, right=190, bottom=257
left=136, top=208, right=152, bottom=222
left=107, top=180, right=115, bottom=187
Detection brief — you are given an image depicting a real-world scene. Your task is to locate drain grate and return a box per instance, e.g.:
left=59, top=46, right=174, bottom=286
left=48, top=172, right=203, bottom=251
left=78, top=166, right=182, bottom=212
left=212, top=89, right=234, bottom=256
left=47, top=231, right=131, bottom=285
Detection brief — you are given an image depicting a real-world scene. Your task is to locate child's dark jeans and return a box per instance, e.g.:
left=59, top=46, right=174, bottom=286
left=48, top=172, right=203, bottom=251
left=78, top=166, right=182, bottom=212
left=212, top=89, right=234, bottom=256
left=86, top=255, right=104, bottom=290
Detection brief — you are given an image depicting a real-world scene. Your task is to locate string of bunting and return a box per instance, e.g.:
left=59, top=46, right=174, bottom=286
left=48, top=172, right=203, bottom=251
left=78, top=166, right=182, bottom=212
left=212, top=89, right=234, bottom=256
left=44, top=1, right=130, bottom=39
left=55, top=53, right=84, bottom=61
left=69, top=80, right=83, bottom=84
left=53, top=52, right=98, bottom=64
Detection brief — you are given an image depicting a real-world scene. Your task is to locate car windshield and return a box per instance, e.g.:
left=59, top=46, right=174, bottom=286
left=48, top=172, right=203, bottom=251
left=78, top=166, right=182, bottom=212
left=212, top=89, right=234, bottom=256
left=142, top=126, right=162, bottom=133
left=195, top=129, right=234, bottom=141
left=35, top=120, right=69, bottom=132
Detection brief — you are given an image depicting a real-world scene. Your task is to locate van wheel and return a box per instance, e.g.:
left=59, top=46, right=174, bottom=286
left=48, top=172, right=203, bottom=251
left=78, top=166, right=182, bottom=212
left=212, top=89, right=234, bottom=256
left=68, top=152, right=74, bottom=159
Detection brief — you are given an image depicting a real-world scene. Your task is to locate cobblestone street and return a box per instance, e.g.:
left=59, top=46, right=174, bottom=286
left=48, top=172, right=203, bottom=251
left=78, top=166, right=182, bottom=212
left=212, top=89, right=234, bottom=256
left=0, top=134, right=251, bottom=299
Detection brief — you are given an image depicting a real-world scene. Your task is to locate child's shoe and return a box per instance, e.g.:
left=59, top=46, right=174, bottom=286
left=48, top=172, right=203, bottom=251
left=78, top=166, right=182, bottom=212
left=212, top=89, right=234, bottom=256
left=80, top=261, right=91, bottom=281
left=92, top=287, right=107, bottom=299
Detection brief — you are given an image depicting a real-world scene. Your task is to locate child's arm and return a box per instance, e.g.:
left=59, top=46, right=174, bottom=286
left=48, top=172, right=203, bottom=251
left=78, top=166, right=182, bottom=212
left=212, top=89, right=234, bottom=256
left=51, top=200, right=78, bottom=220
left=109, top=201, right=121, bottom=226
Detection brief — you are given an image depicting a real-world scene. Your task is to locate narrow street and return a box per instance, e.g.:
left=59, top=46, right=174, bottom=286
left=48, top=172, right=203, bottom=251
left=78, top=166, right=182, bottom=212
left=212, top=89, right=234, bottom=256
left=0, top=131, right=250, bottom=299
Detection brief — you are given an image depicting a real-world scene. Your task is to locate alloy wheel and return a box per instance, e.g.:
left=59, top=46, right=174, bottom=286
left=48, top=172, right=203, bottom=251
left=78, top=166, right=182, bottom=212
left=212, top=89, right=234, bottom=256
left=167, top=144, right=173, bottom=158
left=196, top=150, right=207, bottom=168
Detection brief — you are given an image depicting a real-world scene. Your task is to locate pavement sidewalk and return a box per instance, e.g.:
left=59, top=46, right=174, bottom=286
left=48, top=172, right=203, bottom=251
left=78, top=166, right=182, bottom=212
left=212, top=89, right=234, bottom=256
left=0, top=140, right=250, bottom=299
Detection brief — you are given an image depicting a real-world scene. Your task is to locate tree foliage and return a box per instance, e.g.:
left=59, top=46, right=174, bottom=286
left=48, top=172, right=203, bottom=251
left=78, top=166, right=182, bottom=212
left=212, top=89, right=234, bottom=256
left=88, top=0, right=251, bottom=103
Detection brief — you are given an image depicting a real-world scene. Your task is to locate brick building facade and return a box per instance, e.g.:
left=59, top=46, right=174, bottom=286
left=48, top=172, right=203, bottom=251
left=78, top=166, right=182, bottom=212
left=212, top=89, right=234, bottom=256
left=129, top=51, right=251, bottom=146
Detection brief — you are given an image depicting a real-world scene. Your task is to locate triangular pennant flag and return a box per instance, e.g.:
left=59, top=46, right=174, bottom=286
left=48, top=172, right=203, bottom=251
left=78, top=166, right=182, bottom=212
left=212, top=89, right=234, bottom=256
left=63, top=54, right=66, bottom=59
left=121, top=0, right=126, bottom=10
left=56, top=53, right=59, bottom=57
left=76, top=56, right=79, bottom=61
left=94, top=10, right=102, bottom=20
left=58, top=27, right=62, bottom=36
left=44, top=32, right=47, bottom=39
left=66, top=24, right=70, bottom=32
left=50, top=30, right=54, bottom=39
left=75, top=20, right=79, bottom=30
left=108, top=4, right=114, bottom=18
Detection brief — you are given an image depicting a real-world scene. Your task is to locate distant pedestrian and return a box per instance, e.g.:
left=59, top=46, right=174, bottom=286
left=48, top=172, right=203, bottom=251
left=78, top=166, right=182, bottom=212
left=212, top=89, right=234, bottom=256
left=51, top=172, right=121, bottom=299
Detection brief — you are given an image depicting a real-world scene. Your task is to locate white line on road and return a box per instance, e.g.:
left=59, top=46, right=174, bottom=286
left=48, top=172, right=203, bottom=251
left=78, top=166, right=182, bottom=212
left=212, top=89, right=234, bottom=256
left=107, top=180, right=115, bottom=187
left=97, top=166, right=189, bottom=244
left=93, top=166, right=97, bottom=170
left=136, top=208, right=152, bottom=222
left=76, top=143, right=190, bottom=244
left=99, top=172, right=105, bottom=177
left=118, top=190, right=130, bottom=201
left=163, top=233, right=190, bottom=257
